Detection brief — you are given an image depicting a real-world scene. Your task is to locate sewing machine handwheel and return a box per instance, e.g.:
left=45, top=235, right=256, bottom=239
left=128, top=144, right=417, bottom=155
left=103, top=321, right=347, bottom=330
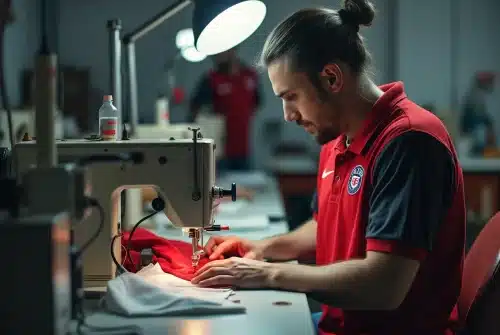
left=151, top=197, right=165, bottom=211
left=220, top=183, right=237, bottom=202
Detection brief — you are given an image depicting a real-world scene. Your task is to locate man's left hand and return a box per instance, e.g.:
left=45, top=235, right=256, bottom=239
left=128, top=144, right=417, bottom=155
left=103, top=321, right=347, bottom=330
left=191, top=257, right=276, bottom=288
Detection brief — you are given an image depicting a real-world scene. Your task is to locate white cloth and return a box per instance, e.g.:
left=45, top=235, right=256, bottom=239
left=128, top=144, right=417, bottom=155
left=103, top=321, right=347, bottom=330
left=103, top=264, right=245, bottom=317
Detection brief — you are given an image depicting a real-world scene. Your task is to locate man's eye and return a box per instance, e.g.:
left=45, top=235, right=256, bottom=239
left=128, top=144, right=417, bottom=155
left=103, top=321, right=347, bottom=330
left=284, top=94, right=296, bottom=101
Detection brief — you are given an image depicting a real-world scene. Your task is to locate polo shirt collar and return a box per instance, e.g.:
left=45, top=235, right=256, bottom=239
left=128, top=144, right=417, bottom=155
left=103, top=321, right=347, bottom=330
left=335, top=81, right=407, bottom=155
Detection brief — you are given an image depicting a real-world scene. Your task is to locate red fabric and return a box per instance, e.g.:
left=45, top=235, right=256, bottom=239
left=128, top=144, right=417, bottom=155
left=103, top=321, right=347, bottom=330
left=120, top=228, right=210, bottom=281
left=315, top=82, right=465, bottom=335
left=208, top=67, right=259, bottom=158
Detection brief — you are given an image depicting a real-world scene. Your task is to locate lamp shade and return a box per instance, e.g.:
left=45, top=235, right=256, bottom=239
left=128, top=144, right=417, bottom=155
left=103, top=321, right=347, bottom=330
left=180, top=46, right=207, bottom=62
left=175, top=28, right=195, bottom=49
left=175, top=28, right=207, bottom=62
left=193, top=0, right=266, bottom=55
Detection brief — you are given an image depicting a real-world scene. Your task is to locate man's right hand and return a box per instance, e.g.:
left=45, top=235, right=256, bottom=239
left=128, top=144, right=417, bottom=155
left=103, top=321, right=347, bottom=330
left=204, top=236, right=265, bottom=261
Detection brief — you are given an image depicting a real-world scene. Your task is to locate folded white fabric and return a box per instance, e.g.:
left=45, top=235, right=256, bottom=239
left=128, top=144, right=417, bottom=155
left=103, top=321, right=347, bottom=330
left=103, top=264, right=245, bottom=317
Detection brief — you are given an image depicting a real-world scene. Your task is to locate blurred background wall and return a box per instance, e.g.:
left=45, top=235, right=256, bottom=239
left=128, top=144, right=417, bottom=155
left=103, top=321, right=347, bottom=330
left=4, top=0, right=500, bottom=168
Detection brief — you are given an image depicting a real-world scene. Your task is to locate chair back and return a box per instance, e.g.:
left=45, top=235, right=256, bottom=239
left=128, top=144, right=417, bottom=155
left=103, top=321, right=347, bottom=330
left=458, top=212, right=500, bottom=334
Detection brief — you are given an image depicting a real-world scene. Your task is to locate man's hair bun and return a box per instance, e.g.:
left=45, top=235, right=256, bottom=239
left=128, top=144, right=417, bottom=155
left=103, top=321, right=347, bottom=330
left=340, top=0, right=375, bottom=27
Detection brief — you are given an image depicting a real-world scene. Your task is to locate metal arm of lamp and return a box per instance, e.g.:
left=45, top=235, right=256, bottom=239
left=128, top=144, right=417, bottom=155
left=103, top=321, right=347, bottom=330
left=114, top=0, right=192, bottom=136
left=107, top=0, right=266, bottom=136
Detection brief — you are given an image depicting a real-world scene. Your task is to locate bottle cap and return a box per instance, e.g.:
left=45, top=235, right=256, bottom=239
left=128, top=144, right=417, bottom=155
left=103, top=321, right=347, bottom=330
left=103, top=95, right=113, bottom=102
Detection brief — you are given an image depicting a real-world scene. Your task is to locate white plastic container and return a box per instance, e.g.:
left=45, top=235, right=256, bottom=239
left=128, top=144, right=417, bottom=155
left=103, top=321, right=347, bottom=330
left=98, top=95, right=120, bottom=141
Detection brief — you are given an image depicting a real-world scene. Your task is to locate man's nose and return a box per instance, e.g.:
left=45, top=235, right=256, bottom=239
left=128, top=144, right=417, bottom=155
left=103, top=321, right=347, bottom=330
left=284, top=107, right=299, bottom=122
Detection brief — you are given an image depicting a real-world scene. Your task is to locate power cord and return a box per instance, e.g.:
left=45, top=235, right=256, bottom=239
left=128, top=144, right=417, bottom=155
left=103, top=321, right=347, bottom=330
left=78, top=197, right=104, bottom=256
left=126, top=197, right=165, bottom=271
left=111, top=233, right=128, bottom=274
left=127, top=211, right=157, bottom=271
left=74, top=197, right=142, bottom=335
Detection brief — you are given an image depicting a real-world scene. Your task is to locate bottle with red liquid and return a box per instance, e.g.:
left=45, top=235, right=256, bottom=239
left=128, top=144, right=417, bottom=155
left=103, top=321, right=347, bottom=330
left=98, top=95, right=120, bottom=141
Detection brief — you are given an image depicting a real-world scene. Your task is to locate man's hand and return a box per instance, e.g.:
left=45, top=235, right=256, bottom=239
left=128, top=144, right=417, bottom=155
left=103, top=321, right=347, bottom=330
left=204, top=236, right=266, bottom=260
left=191, top=257, right=276, bottom=288
left=236, top=186, right=255, bottom=201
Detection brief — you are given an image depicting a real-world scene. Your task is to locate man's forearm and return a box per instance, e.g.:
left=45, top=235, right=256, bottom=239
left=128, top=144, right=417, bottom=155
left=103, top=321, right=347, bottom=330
left=260, top=219, right=317, bottom=261
left=268, top=258, right=406, bottom=310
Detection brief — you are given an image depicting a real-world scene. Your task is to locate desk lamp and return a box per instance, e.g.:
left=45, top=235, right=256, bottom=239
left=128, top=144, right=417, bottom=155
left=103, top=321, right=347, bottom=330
left=176, top=28, right=206, bottom=63
left=107, top=0, right=267, bottom=136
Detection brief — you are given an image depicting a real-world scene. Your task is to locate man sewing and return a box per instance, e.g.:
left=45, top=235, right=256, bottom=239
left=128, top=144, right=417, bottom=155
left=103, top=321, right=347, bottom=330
left=188, top=47, right=262, bottom=172
left=191, top=1, right=466, bottom=334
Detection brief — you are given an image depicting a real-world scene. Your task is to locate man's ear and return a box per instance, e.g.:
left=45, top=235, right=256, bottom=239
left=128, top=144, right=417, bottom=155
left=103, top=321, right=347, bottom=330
left=320, top=64, right=343, bottom=93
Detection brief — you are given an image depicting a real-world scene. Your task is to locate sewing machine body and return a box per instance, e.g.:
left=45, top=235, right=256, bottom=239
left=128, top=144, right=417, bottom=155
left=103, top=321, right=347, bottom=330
left=134, top=123, right=194, bottom=140
left=15, top=138, right=217, bottom=288
left=134, top=114, right=225, bottom=160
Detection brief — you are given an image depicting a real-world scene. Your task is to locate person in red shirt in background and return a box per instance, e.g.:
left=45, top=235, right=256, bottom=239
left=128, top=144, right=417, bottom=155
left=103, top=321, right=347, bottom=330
left=190, top=1, right=466, bottom=334
left=188, top=47, right=262, bottom=172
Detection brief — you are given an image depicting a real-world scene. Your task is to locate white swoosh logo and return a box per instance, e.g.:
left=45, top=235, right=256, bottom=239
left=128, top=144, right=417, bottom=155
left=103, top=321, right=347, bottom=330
left=322, top=170, right=334, bottom=179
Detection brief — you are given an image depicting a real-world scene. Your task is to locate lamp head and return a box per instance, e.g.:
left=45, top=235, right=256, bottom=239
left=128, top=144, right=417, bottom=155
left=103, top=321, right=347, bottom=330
left=193, top=0, right=266, bottom=55
left=175, top=28, right=207, bottom=62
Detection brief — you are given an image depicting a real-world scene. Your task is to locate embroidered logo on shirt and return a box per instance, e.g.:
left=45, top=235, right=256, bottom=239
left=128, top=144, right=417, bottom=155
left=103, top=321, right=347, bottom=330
left=347, top=165, right=364, bottom=195
left=322, top=170, right=334, bottom=179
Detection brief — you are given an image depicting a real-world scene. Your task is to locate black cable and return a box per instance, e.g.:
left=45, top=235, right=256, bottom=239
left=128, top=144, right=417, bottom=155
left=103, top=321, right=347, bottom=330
left=73, top=201, right=142, bottom=335
left=78, top=197, right=104, bottom=256
left=127, top=211, right=158, bottom=271
left=111, top=233, right=128, bottom=274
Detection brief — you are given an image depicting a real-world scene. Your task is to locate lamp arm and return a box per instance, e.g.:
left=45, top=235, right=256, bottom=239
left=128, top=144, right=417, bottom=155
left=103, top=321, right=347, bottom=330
left=123, top=0, right=192, bottom=44
left=164, top=51, right=182, bottom=73
left=114, top=0, right=192, bottom=135
left=158, top=52, right=181, bottom=97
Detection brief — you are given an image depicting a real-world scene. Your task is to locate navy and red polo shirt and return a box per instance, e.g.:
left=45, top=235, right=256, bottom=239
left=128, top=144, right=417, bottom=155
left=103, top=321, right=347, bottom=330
left=190, top=66, right=262, bottom=159
left=312, top=82, right=466, bottom=335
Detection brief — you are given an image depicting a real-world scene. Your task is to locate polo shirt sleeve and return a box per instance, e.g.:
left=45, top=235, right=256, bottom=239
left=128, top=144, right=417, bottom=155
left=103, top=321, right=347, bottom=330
left=365, top=131, right=455, bottom=261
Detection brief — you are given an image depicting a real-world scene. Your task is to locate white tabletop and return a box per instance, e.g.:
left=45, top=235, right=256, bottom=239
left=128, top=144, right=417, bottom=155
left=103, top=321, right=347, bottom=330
left=76, top=171, right=314, bottom=335
left=265, top=156, right=318, bottom=175
left=265, top=154, right=500, bottom=174
left=459, top=158, right=500, bottom=173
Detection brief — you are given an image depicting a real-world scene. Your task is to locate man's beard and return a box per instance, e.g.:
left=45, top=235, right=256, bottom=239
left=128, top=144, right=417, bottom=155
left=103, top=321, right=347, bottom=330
left=316, top=128, right=340, bottom=145
left=314, top=88, right=341, bottom=144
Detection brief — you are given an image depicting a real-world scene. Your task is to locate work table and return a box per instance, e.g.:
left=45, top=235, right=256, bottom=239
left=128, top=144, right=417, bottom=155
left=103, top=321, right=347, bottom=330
left=267, top=155, right=500, bottom=175
left=76, top=172, right=315, bottom=335
left=459, top=157, right=500, bottom=173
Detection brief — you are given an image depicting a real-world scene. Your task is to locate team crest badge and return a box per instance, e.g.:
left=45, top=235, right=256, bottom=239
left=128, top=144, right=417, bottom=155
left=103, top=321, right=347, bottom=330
left=347, top=165, right=364, bottom=195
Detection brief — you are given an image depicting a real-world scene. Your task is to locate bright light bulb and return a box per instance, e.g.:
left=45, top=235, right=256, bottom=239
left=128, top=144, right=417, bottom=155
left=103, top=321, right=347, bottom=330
left=180, top=46, right=207, bottom=63
left=196, top=0, right=266, bottom=55
left=175, top=28, right=195, bottom=49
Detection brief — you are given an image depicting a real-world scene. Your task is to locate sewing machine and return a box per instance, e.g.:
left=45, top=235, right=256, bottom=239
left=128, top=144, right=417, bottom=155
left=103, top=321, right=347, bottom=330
left=133, top=112, right=225, bottom=160
left=0, top=109, right=64, bottom=147
left=14, top=130, right=236, bottom=289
